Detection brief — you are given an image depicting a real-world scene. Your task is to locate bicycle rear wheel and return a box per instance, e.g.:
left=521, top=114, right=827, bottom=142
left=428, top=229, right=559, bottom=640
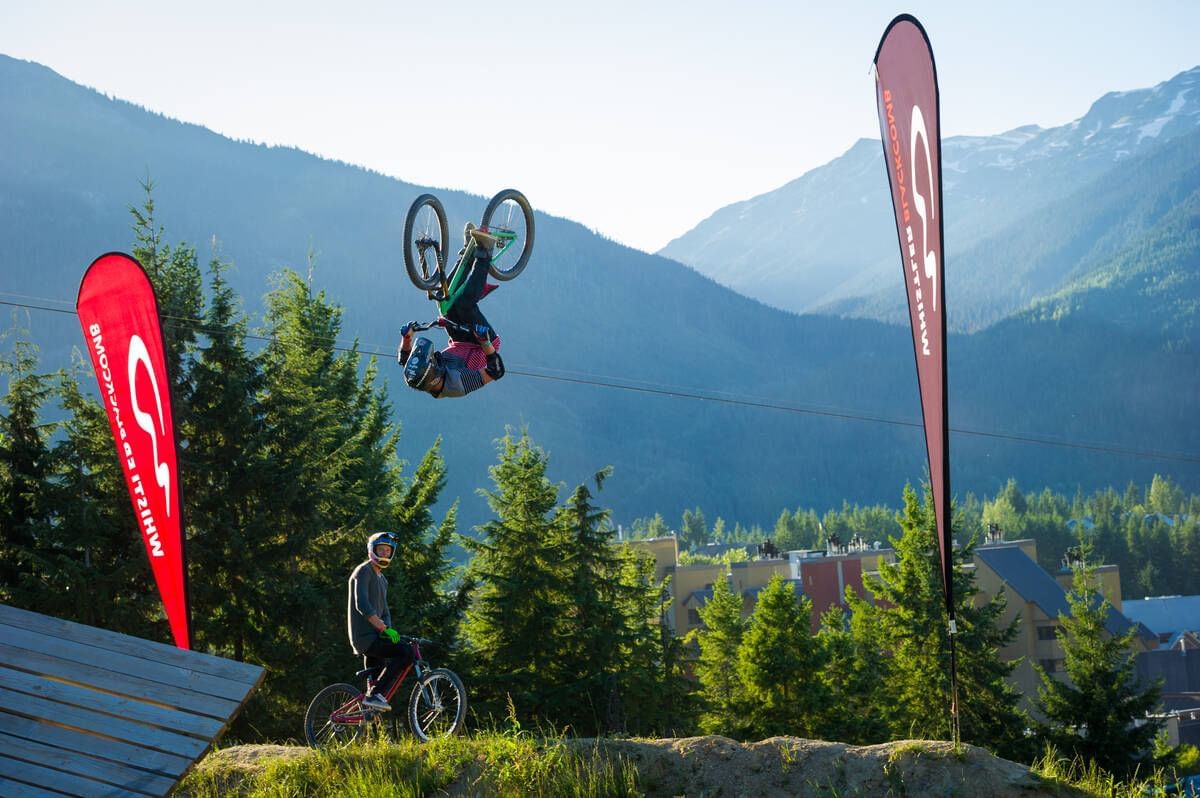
left=304, top=683, right=366, bottom=748
left=481, top=189, right=535, bottom=281
left=407, top=668, right=467, bottom=742
left=403, top=194, right=450, bottom=291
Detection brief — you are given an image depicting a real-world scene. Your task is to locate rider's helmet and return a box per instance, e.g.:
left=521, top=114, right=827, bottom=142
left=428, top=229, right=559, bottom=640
left=367, top=531, right=397, bottom=568
left=403, top=336, right=443, bottom=392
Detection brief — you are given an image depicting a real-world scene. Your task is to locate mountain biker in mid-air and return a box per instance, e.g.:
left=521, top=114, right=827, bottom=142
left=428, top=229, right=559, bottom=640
left=398, top=226, right=506, bottom=398
left=347, top=532, right=411, bottom=711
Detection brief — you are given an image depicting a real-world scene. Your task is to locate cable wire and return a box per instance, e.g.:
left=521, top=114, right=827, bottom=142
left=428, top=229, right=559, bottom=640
left=3, top=295, right=1198, bottom=466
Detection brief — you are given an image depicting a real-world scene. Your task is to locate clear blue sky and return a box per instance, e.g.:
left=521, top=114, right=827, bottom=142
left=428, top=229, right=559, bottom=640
left=2, top=1, right=1197, bottom=252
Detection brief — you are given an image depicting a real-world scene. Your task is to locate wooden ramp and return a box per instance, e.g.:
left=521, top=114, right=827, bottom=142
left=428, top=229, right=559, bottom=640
left=0, top=602, right=264, bottom=797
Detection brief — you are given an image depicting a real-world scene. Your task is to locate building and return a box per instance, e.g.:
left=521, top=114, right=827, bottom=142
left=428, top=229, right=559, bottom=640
left=626, top=534, right=894, bottom=635
left=1122, top=595, right=1200, bottom=746
left=972, top=539, right=1158, bottom=711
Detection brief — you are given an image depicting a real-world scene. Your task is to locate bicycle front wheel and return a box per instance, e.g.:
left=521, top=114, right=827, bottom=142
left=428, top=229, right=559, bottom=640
left=481, top=189, right=535, bottom=281
left=304, top=683, right=366, bottom=748
left=403, top=194, right=450, bottom=291
left=407, top=668, right=468, bottom=742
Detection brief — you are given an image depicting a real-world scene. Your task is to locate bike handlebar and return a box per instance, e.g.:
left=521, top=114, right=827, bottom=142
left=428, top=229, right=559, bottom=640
left=406, top=317, right=470, bottom=335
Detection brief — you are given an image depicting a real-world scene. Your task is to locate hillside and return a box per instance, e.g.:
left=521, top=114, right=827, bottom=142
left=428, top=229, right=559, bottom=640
left=2, top=53, right=1198, bottom=533
left=661, top=66, right=1200, bottom=335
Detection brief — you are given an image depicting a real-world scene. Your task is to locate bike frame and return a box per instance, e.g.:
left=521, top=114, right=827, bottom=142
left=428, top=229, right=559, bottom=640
left=421, top=229, right=519, bottom=315
left=328, top=639, right=429, bottom=725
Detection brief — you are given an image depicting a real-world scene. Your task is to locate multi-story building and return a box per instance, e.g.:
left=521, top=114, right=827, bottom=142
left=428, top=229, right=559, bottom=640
left=970, top=538, right=1157, bottom=711
left=626, top=535, right=895, bottom=635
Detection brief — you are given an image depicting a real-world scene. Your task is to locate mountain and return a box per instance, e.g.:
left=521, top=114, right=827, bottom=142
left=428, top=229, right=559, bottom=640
left=659, top=66, right=1200, bottom=335
left=2, top=54, right=1198, bottom=535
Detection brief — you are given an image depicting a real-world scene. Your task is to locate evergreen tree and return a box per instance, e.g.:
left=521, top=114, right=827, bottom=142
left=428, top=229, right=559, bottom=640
left=814, top=605, right=889, bottom=744
left=681, top=507, right=707, bottom=550
left=737, top=573, right=825, bottom=738
left=0, top=323, right=57, bottom=604
left=1036, top=550, right=1163, bottom=778
left=692, top=575, right=748, bottom=736
left=461, top=429, right=569, bottom=724
left=865, top=485, right=1029, bottom=758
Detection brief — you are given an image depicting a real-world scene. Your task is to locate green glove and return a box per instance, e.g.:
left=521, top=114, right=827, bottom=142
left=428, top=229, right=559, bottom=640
left=382, top=627, right=401, bottom=644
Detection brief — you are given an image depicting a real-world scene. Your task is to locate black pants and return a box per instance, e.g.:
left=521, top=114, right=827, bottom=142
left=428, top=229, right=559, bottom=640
left=445, top=249, right=494, bottom=344
left=363, top=638, right=415, bottom=699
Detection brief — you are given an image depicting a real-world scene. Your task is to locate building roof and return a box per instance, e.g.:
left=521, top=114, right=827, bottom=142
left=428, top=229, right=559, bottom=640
left=976, top=545, right=1156, bottom=642
left=684, top=588, right=714, bottom=607
left=1122, top=595, right=1200, bottom=636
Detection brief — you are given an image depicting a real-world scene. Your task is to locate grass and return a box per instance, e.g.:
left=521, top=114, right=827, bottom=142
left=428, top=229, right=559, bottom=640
left=178, top=732, right=641, bottom=798
left=1031, top=743, right=1174, bottom=798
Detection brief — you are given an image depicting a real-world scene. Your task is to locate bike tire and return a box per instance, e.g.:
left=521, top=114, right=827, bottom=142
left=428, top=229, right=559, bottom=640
left=403, top=194, right=450, bottom=291
left=407, top=668, right=468, bottom=742
left=481, top=189, right=535, bottom=281
left=304, top=682, right=367, bottom=748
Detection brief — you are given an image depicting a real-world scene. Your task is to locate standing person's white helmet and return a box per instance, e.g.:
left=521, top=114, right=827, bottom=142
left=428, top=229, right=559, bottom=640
left=368, top=532, right=397, bottom=568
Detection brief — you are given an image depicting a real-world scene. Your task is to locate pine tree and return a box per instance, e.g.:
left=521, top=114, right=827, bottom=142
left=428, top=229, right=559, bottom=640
left=866, top=485, right=1029, bottom=757
left=0, top=323, right=58, bottom=604
left=1036, top=551, right=1163, bottom=778
left=554, top=467, right=627, bottom=733
left=692, top=574, right=748, bottom=736
left=461, top=429, right=569, bottom=724
left=814, top=605, right=889, bottom=744
left=737, top=572, right=825, bottom=738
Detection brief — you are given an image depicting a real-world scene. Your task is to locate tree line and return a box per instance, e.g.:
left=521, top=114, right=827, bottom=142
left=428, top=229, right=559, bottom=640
left=633, top=475, right=1200, bottom=602
left=0, top=200, right=1191, bottom=779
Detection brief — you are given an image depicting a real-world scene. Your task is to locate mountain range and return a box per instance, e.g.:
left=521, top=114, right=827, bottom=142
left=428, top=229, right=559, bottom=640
left=660, top=66, right=1200, bottom=341
left=1, top=54, right=1197, bottom=534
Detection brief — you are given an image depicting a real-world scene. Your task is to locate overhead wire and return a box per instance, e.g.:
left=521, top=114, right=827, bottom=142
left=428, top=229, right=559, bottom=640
left=3, top=293, right=1199, bottom=466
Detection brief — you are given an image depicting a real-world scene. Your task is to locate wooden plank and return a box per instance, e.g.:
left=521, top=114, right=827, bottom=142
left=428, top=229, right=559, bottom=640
left=0, top=775, right=73, bottom=798
left=0, top=666, right=223, bottom=739
left=0, top=624, right=250, bottom=703
left=0, top=732, right=174, bottom=795
left=0, top=754, right=130, bottom=798
left=0, top=687, right=209, bottom=759
left=0, top=642, right=241, bottom=719
left=0, top=604, right=261, bottom=685
left=0, top=711, right=191, bottom=777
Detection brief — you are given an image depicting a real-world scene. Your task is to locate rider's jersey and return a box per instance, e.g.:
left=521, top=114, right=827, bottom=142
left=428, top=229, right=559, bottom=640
left=347, top=560, right=391, bottom=655
left=432, top=338, right=500, bottom=399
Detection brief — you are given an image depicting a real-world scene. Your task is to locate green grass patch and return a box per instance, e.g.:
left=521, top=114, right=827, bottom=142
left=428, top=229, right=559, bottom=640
left=179, top=733, right=640, bottom=798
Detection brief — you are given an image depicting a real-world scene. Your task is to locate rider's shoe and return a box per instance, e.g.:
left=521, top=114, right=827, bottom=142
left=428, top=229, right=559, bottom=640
left=463, top=221, right=476, bottom=245
left=471, top=228, right=499, bottom=253
left=361, top=692, right=391, bottom=711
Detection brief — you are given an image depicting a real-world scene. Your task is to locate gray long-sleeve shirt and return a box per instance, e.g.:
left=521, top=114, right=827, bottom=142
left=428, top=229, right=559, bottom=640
left=347, top=560, right=391, bottom=655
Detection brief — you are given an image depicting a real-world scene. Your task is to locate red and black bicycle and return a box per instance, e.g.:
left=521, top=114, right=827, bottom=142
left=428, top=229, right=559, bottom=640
left=303, top=636, right=467, bottom=747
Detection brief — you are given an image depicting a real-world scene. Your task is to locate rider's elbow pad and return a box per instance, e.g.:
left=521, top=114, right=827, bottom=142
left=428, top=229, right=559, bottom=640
left=485, top=352, right=505, bottom=380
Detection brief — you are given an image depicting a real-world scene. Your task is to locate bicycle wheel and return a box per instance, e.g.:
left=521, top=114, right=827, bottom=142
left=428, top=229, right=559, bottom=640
left=304, top=683, right=366, bottom=748
left=481, top=189, right=535, bottom=281
left=407, top=668, right=468, bottom=742
left=403, top=194, right=450, bottom=291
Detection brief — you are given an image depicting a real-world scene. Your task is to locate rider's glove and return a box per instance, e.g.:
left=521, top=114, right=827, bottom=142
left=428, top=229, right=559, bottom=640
left=381, top=627, right=401, bottom=644
left=401, top=321, right=419, bottom=339
left=473, top=323, right=492, bottom=344
left=485, top=351, right=505, bottom=381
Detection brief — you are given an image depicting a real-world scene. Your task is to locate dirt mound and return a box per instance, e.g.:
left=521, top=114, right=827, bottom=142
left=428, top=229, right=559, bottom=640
left=200, top=737, right=1083, bottom=797
left=566, top=736, right=1081, bottom=797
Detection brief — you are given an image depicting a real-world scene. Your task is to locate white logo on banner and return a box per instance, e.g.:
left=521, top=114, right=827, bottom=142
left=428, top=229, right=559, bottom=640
left=909, top=104, right=938, bottom=313
left=128, top=334, right=172, bottom=518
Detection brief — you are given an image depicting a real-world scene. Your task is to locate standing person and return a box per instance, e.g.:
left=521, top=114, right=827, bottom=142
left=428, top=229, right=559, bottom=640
left=399, top=226, right=506, bottom=398
left=347, top=531, right=412, bottom=710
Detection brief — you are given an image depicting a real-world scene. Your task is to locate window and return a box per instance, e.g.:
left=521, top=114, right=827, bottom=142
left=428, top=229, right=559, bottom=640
left=1037, top=625, right=1058, bottom=641
left=687, top=609, right=701, bottom=627
left=1039, top=658, right=1058, bottom=673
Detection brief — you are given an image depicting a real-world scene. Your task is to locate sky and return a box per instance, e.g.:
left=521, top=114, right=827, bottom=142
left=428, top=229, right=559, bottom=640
left=2, top=1, right=1199, bottom=252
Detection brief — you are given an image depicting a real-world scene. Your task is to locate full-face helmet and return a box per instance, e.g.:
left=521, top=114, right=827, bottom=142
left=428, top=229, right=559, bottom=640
left=367, top=531, right=397, bottom=568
